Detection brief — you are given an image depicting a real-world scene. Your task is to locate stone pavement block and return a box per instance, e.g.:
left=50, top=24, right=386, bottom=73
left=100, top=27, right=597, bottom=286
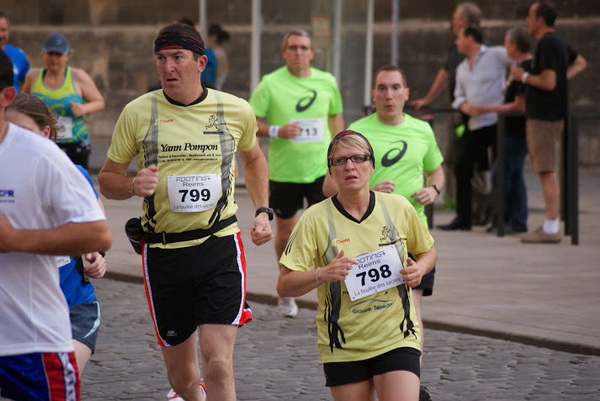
left=80, top=278, right=600, bottom=400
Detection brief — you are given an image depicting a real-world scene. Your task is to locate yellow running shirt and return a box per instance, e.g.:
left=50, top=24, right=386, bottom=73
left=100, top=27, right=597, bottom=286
left=280, top=191, right=434, bottom=363
left=107, top=89, right=257, bottom=249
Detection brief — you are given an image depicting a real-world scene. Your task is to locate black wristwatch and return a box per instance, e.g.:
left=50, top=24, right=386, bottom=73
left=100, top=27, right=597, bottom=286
left=431, top=184, right=441, bottom=196
left=255, top=207, right=274, bottom=221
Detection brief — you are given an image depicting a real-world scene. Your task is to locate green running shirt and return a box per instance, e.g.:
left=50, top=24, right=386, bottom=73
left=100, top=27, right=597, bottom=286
left=349, top=113, right=443, bottom=227
left=250, top=66, right=343, bottom=183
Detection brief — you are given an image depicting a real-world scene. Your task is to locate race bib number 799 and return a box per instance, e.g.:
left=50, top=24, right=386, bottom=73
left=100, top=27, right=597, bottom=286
left=167, top=174, right=221, bottom=212
left=345, top=245, right=404, bottom=301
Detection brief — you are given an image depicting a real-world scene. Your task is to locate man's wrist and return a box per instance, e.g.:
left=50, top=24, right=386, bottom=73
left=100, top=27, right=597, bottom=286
left=431, top=184, right=441, bottom=196
left=255, top=207, right=274, bottom=221
left=268, top=126, right=280, bottom=138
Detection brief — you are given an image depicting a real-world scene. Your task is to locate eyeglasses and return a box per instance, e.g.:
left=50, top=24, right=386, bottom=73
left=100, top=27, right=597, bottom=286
left=287, top=45, right=311, bottom=52
left=329, top=154, right=371, bottom=167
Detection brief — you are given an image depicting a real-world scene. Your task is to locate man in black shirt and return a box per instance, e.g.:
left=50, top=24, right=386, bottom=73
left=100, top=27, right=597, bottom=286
left=510, top=1, right=586, bottom=243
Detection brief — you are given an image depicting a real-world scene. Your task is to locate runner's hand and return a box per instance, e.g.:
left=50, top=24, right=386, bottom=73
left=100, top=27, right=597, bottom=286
left=69, top=101, right=85, bottom=117
left=84, top=252, right=107, bottom=279
left=320, top=250, right=358, bottom=282
left=411, top=187, right=437, bottom=206
left=134, top=165, right=159, bottom=197
left=277, top=122, right=301, bottom=139
left=251, top=214, right=272, bottom=246
left=401, top=257, right=422, bottom=288
left=372, top=180, right=395, bottom=193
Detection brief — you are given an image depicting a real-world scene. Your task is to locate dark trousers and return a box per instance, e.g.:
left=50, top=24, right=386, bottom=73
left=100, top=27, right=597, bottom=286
left=491, top=134, right=528, bottom=232
left=454, top=124, right=496, bottom=228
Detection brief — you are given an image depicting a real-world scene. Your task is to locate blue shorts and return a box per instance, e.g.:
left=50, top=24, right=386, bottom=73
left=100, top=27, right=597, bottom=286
left=142, top=232, right=252, bottom=347
left=70, top=301, right=101, bottom=353
left=0, top=351, right=80, bottom=401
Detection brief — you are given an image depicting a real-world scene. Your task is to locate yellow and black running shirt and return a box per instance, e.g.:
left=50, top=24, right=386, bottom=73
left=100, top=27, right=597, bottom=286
left=280, top=191, right=434, bottom=363
left=107, top=89, right=257, bottom=248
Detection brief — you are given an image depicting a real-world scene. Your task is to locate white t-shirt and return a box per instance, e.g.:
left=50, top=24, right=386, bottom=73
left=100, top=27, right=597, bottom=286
left=0, top=124, right=106, bottom=357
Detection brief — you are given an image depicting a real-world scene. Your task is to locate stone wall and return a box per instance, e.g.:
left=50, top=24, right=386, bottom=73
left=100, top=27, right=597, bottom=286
left=4, top=0, right=600, bottom=167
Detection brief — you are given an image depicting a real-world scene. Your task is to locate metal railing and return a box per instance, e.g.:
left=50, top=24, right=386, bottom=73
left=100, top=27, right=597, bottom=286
left=407, top=105, right=599, bottom=245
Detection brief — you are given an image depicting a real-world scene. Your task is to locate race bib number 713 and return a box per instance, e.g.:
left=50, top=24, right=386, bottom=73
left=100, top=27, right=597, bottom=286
left=345, top=245, right=404, bottom=301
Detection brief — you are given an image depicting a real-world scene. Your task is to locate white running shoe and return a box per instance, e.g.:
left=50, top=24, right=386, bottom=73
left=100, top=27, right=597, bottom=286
left=167, top=382, right=206, bottom=401
left=279, top=297, right=298, bottom=318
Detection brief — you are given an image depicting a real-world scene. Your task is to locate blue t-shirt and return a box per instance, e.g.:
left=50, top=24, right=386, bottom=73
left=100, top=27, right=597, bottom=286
left=59, top=165, right=98, bottom=306
left=4, top=44, right=30, bottom=93
left=202, top=47, right=218, bottom=87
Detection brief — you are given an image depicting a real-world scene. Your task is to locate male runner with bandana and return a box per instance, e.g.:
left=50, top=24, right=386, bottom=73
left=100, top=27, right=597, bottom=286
left=99, top=23, right=272, bottom=401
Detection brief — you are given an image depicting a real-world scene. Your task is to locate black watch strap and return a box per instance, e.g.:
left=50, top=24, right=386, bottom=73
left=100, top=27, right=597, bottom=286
left=255, top=207, right=274, bottom=221
left=432, top=184, right=441, bottom=195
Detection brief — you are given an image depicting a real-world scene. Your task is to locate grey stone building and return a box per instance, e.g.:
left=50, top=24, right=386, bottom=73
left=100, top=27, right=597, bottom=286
left=4, top=0, right=600, bottom=167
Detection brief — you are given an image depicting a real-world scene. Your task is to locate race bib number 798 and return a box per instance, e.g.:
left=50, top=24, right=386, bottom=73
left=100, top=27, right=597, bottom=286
left=345, top=245, right=404, bottom=301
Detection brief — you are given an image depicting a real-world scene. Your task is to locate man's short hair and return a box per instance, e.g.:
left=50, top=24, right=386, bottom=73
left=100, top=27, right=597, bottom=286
left=374, top=65, right=408, bottom=87
left=457, top=2, right=482, bottom=27
left=463, top=25, right=484, bottom=44
left=507, top=27, right=530, bottom=54
left=0, top=51, right=14, bottom=90
left=281, top=29, right=311, bottom=52
left=535, top=1, right=557, bottom=27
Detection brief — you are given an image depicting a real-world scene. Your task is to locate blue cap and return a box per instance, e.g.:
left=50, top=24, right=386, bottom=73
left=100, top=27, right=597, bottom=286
left=43, top=33, right=70, bottom=55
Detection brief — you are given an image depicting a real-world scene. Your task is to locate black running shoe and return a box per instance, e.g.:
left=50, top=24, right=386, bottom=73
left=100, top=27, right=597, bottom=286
left=420, top=385, right=432, bottom=401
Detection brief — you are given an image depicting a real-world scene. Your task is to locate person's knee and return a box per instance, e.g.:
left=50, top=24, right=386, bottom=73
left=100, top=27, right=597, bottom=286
left=203, top=354, right=234, bottom=382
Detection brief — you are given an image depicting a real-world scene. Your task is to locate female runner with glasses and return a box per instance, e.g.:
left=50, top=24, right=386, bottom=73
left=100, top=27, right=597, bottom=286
left=277, top=130, right=437, bottom=401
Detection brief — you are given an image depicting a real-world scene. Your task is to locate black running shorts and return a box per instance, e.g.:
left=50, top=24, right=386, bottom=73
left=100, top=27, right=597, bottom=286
left=142, top=233, right=252, bottom=346
left=414, top=266, right=436, bottom=296
left=323, top=347, right=421, bottom=387
left=269, top=176, right=326, bottom=219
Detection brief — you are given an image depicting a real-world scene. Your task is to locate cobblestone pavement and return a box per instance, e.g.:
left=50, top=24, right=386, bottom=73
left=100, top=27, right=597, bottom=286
left=81, top=278, right=600, bottom=401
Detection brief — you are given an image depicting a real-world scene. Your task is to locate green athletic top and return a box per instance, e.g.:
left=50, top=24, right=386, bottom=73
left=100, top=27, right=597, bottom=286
left=31, top=67, right=88, bottom=145
left=249, top=66, right=343, bottom=183
left=280, top=191, right=434, bottom=363
left=348, top=113, right=443, bottom=227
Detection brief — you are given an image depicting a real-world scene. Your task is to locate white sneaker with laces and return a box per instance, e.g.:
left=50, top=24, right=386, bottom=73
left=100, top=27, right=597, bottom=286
left=279, top=297, right=298, bottom=318
left=167, top=382, right=206, bottom=401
